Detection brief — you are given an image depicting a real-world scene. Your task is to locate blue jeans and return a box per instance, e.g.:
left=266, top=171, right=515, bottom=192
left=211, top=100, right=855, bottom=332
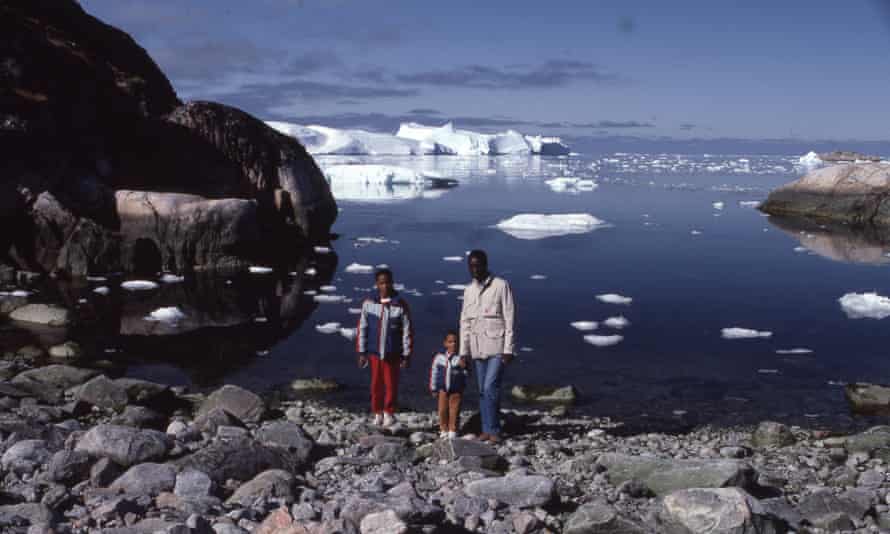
left=474, top=356, right=504, bottom=435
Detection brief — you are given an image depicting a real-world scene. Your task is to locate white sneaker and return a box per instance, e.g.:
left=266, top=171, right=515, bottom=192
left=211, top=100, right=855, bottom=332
left=372, top=413, right=384, bottom=426
left=447, top=431, right=457, bottom=440
left=383, top=413, right=397, bottom=427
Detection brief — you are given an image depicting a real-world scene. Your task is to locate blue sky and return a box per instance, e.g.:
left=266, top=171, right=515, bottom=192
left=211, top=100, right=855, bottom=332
left=81, top=0, right=890, bottom=141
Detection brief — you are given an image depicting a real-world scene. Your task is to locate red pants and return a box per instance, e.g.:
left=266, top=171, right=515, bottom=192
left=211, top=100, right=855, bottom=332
left=369, top=355, right=400, bottom=414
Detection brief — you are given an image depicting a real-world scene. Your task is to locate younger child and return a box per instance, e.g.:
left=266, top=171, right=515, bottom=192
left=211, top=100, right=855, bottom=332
left=429, top=331, right=468, bottom=439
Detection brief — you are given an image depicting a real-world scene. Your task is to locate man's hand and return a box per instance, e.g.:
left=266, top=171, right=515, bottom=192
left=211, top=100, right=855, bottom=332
left=500, top=353, right=514, bottom=365
left=357, top=354, right=368, bottom=368
left=400, top=357, right=410, bottom=369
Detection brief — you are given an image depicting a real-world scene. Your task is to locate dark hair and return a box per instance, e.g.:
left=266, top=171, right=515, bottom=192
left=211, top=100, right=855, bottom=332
left=468, top=249, right=488, bottom=263
left=374, top=268, right=393, bottom=281
left=444, top=329, right=459, bottom=339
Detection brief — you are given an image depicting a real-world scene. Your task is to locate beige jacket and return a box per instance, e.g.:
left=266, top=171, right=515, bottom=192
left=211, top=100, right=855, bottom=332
left=459, top=275, right=516, bottom=359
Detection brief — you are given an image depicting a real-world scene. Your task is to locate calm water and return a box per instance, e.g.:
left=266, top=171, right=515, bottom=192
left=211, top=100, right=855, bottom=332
left=7, top=153, right=890, bottom=430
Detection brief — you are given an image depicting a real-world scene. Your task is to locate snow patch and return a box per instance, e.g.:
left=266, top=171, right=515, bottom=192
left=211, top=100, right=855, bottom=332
left=839, top=292, right=890, bottom=319
left=495, top=213, right=608, bottom=240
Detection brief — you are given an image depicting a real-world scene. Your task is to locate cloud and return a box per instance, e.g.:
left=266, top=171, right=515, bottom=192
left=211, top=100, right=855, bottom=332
left=286, top=50, right=343, bottom=75
left=395, top=60, right=618, bottom=89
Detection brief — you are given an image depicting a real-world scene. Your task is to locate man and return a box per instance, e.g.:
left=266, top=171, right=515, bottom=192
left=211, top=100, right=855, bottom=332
left=459, top=250, right=515, bottom=443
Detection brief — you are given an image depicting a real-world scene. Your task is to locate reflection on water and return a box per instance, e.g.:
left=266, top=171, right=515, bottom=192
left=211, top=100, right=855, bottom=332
left=768, top=215, right=890, bottom=265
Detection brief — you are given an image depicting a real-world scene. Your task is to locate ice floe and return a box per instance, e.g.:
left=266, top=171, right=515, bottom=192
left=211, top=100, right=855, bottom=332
left=305, top=267, right=318, bottom=276
left=570, top=321, right=598, bottom=331
left=348, top=307, right=362, bottom=314
left=121, top=280, right=159, bottom=291
left=839, top=292, right=890, bottom=319
left=315, top=322, right=341, bottom=334
left=160, top=274, right=184, bottom=283
left=93, top=286, right=110, bottom=295
left=339, top=327, right=357, bottom=341
left=738, top=200, right=761, bottom=208
left=721, top=327, right=773, bottom=339
left=691, top=230, right=703, bottom=236
left=313, top=246, right=332, bottom=254
left=712, top=201, right=724, bottom=210
left=86, top=276, right=107, bottom=282
left=313, top=295, right=346, bottom=304
left=596, top=293, right=632, bottom=305
left=776, top=348, right=814, bottom=355
left=447, top=284, right=467, bottom=291
left=583, top=334, right=624, bottom=347
left=519, top=346, right=534, bottom=352
left=345, top=263, right=374, bottom=274
left=545, top=177, right=599, bottom=193
left=603, top=316, right=630, bottom=329
left=144, top=307, right=186, bottom=324
left=0, top=290, right=30, bottom=297
left=320, top=285, right=337, bottom=292
left=530, top=274, right=547, bottom=280
left=495, top=213, right=608, bottom=240
left=356, top=236, right=388, bottom=244
left=249, top=266, right=274, bottom=274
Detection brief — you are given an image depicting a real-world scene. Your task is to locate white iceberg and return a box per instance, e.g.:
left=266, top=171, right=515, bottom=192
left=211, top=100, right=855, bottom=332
left=603, top=316, right=630, bottom=329
left=315, top=322, right=341, bottom=334
left=570, top=321, right=598, bottom=331
left=249, top=266, right=273, bottom=274
left=268, top=122, right=424, bottom=155
left=348, top=307, right=362, bottom=314
left=345, top=263, right=374, bottom=274
left=495, top=213, right=608, bottom=240
left=305, top=267, right=318, bottom=276
left=596, top=293, right=632, bottom=305
left=121, top=280, right=158, bottom=291
left=721, top=327, right=772, bottom=339
left=798, top=151, right=824, bottom=171
left=356, top=236, right=387, bottom=244
left=86, top=276, right=107, bottom=282
left=144, top=306, right=186, bottom=324
left=776, top=348, right=814, bottom=355
left=839, top=292, right=890, bottom=319
left=314, top=246, right=332, bottom=254
left=583, top=334, right=623, bottom=347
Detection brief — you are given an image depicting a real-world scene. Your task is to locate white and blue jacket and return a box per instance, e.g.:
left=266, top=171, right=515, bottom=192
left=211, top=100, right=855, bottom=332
left=429, top=352, right=468, bottom=393
left=356, top=292, right=413, bottom=359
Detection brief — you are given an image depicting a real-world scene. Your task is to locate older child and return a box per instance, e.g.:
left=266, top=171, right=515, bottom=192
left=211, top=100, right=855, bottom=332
left=356, top=268, right=413, bottom=426
left=429, top=331, right=468, bottom=439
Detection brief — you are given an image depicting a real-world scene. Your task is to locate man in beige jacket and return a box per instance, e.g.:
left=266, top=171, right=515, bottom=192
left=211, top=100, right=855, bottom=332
left=459, top=249, right=515, bottom=443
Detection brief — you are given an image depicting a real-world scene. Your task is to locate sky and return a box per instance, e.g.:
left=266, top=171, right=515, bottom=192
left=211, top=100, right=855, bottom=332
left=80, top=0, right=890, bottom=142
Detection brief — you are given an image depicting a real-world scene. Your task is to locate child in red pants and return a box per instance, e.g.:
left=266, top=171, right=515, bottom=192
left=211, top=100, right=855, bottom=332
left=356, top=268, right=413, bottom=426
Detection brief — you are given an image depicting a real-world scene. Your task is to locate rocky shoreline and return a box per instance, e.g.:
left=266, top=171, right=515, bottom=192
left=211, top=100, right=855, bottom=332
left=2, top=362, right=890, bottom=533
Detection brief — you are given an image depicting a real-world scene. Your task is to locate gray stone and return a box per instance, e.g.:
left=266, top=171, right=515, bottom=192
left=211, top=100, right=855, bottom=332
left=845, top=426, right=890, bottom=454
left=194, top=408, right=247, bottom=435
left=11, top=365, right=98, bottom=402
left=660, top=488, right=783, bottom=534
left=174, top=437, right=296, bottom=484
left=196, top=385, right=265, bottom=424
left=340, top=494, right=443, bottom=526
left=565, top=502, right=644, bottom=534
left=432, top=438, right=500, bottom=469
left=464, top=475, right=555, bottom=508
left=751, top=421, right=795, bottom=448
left=858, top=469, right=884, bottom=487
left=72, top=375, right=129, bottom=411
left=1, top=439, right=50, bottom=474
left=254, top=421, right=314, bottom=463
left=110, top=405, right=167, bottom=430
left=225, top=469, right=295, bottom=507
left=0, top=503, right=55, bottom=527
left=213, top=522, right=248, bottom=534
left=510, top=384, right=577, bottom=403
left=370, top=441, right=414, bottom=464
left=360, top=509, right=406, bottom=534
left=512, top=511, right=541, bottom=534
left=90, top=457, right=123, bottom=487
left=75, top=424, right=171, bottom=466
left=46, top=449, right=92, bottom=484
left=597, top=453, right=756, bottom=496
left=291, top=502, right=317, bottom=521
left=9, top=304, right=70, bottom=326
left=846, top=383, right=890, bottom=416
left=109, top=462, right=177, bottom=495
left=798, top=488, right=873, bottom=524
left=810, top=511, right=854, bottom=531
left=175, top=469, right=214, bottom=499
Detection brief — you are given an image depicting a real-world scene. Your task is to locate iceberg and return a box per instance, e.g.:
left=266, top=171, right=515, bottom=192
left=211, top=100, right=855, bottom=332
left=495, top=213, right=608, bottom=240
left=583, top=334, right=623, bottom=347
left=721, top=327, right=772, bottom=339
left=839, top=292, right=890, bottom=319
left=596, top=293, right=632, bottom=305
left=267, top=122, right=423, bottom=155
left=524, top=135, right=571, bottom=156
left=313, top=295, right=346, bottom=303
left=322, top=164, right=457, bottom=203
left=443, top=256, right=463, bottom=262
left=160, top=273, right=184, bottom=283
left=93, top=286, right=110, bottom=295
left=712, top=201, right=724, bottom=210
left=339, top=327, right=357, bottom=341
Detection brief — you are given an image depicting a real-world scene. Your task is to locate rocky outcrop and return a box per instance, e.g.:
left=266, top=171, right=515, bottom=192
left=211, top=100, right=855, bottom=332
left=1, top=0, right=336, bottom=277
left=760, top=163, right=890, bottom=226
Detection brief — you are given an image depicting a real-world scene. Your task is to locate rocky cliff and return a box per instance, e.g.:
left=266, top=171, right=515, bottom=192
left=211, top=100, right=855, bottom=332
left=1, top=0, right=336, bottom=277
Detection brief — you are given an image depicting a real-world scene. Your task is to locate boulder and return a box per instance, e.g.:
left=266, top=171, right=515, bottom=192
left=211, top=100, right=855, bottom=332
left=9, top=303, right=70, bottom=326
left=360, top=510, right=407, bottom=534
left=71, top=375, right=128, bottom=411
left=0, top=503, right=56, bottom=528
left=110, top=405, right=167, bottom=430
left=845, top=383, right=890, bottom=416
left=597, top=453, right=756, bottom=496
left=820, top=151, right=882, bottom=163
left=565, top=502, right=645, bottom=534
left=194, top=407, right=246, bottom=435
left=196, top=385, right=265, bottom=424
left=11, top=365, right=98, bottom=402
left=45, top=449, right=93, bottom=484
left=660, top=488, right=784, bottom=534
left=760, top=163, right=890, bottom=226
left=798, top=488, right=872, bottom=524
left=75, top=424, right=171, bottom=466
left=1, top=439, right=51, bottom=474
left=510, top=384, right=577, bottom=403
left=340, top=493, right=443, bottom=527
left=254, top=421, right=314, bottom=463
left=109, top=462, right=177, bottom=495
left=225, top=469, right=296, bottom=507
left=464, top=475, right=555, bottom=507
left=844, top=426, right=890, bottom=454
left=751, top=421, right=795, bottom=449
left=432, top=438, right=500, bottom=469
left=174, top=469, right=214, bottom=500
left=174, top=437, right=297, bottom=484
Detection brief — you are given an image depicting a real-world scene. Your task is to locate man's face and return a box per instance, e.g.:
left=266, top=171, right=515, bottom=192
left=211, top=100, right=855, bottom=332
left=375, top=274, right=393, bottom=297
left=468, top=255, right=488, bottom=282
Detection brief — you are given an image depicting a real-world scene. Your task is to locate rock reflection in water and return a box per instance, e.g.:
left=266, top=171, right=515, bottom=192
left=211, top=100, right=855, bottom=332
left=767, top=215, right=890, bottom=265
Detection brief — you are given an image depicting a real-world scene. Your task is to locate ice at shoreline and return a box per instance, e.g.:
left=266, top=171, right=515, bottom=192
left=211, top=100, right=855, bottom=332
left=495, top=213, right=608, bottom=240
left=596, top=293, right=632, bottom=305
left=583, top=334, right=623, bottom=347
left=721, top=327, right=772, bottom=339
left=839, top=292, right=890, bottom=319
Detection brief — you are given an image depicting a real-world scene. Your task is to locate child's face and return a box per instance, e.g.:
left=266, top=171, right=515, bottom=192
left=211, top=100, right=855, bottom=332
left=375, top=274, right=393, bottom=297
left=444, top=334, right=458, bottom=353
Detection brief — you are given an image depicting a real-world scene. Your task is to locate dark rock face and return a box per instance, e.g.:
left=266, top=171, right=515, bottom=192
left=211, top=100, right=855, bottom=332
left=1, top=0, right=336, bottom=276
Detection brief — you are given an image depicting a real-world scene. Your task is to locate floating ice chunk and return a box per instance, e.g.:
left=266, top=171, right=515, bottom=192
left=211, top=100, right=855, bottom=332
left=712, top=201, right=724, bottom=210
left=0, top=290, right=31, bottom=297
left=776, top=348, right=814, bottom=355
left=356, top=237, right=387, bottom=244
left=583, top=334, right=623, bottom=347
left=721, top=327, right=772, bottom=339
left=121, top=280, right=158, bottom=291
left=249, top=266, right=273, bottom=274
left=254, top=316, right=268, bottom=323
left=603, top=316, right=630, bottom=329
left=339, top=327, right=357, bottom=340
left=320, top=285, right=337, bottom=292
left=305, top=267, right=318, bottom=276
left=738, top=200, right=761, bottom=208
left=78, top=298, right=87, bottom=304
left=596, top=293, right=632, bottom=305
left=520, top=346, right=534, bottom=352
left=304, top=290, right=317, bottom=296
left=144, top=306, right=186, bottom=324
left=348, top=307, right=362, bottom=314
left=314, top=295, right=346, bottom=303
left=432, top=291, right=448, bottom=296
left=86, top=276, right=107, bottom=282
left=443, top=256, right=463, bottom=262
left=798, top=151, right=823, bottom=170
left=314, top=246, right=332, bottom=254
left=545, top=177, right=580, bottom=191
left=530, top=274, right=547, bottom=280
left=160, top=273, right=184, bottom=283
left=839, top=292, right=890, bottom=319
left=757, top=369, right=780, bottom=374
left=345, top=263, right=374, bottom=274
left=793, top=246, right=808, bottom=253
left=315, top=322, right=341, bottom=334
left=376, top=264, right=389, bottom=269
left=570, top=321, right=598, bottom=331
left=495, top=213, right=608, bottom=240
left=93, top=286, right=110, bottom=295
left=447, top=284, right=466, bottom=291
left=691, top=230, right=702, bottom=235
left=435, top=280, right=445, bottom=284
left=256, top=350, right=270, bottom=356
